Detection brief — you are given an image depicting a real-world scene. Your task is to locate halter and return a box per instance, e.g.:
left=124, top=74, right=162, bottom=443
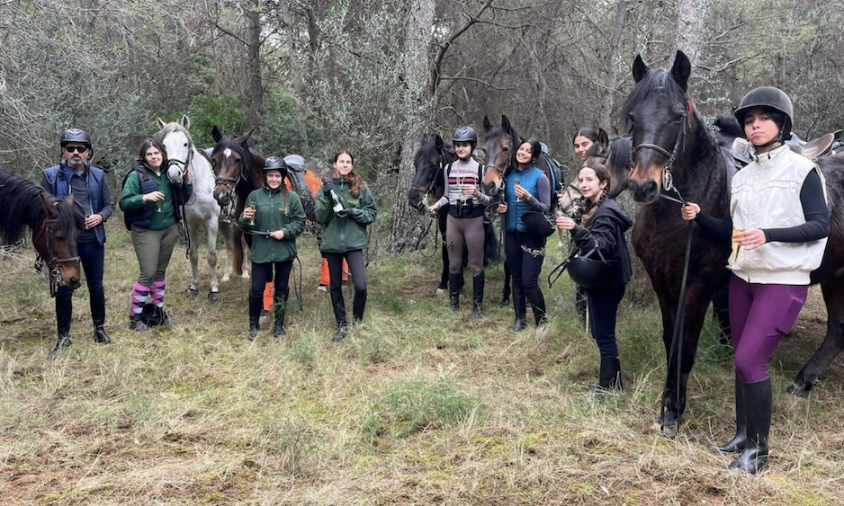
left=33, top=217, right=81, bottom=297
left=166, top=144, right=193, bottom=184
left=632, top=99, right=692, bottom=197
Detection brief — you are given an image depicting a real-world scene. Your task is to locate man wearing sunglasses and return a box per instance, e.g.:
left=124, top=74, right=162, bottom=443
left=41, top=128, right=115, bottom=355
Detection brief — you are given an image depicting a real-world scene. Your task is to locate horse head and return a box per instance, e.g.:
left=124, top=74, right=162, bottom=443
left=210, top=127, right=260, bottom=208
left=156, top=115, right=193, bottom=186
left=34, top=194, right=83, bottom=291
left=482, top=115, right=519, bottom=196
left=408, top=134, right=455, bottom=211
left=624, top=50, right=693, bottom=204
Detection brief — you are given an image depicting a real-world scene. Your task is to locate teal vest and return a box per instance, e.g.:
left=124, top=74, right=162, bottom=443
left=505, top=164, right=542, bottom=232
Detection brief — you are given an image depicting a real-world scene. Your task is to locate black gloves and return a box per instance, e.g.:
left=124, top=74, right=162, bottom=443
left=322, top=181, right=333, bottom=197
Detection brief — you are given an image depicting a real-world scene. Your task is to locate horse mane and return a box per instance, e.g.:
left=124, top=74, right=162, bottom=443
left=0, top=167, right=80, bottom=245
left=621, top=68, right=687, bottom=131
left=155, top=122, right=195, bottom=149
left=212, top=134, right=254, bottom=176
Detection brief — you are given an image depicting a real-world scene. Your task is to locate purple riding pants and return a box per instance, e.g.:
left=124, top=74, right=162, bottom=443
left=729, top=274, right=808, bottom=383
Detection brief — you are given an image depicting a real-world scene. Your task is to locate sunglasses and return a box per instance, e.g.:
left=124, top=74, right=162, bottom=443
left=63, top=145, right=89, bottom=153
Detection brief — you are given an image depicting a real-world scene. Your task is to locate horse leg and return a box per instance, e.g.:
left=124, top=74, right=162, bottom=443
left=220, top=221, right=234, bottom=283
left=233, top=227, right=244, bottom=277
left=500, top=260, right=511, bottom=306
left=206, top=218, right=221, bottom=301
left=788, top=277, right=844, bottom=398
left=438, top=223, right=448, bottom=293
left=241, top=233, right=251, bottom=280
left=661, top=284, right=711, bottom=437
left=186, top=218, right=200, bottom=299
left=711, top=286, right=731, bottom=345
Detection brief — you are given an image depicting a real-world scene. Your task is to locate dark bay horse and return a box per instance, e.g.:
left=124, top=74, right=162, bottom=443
left=0, top=167, right=83, bottom=293
left=210, top=126, right=266, bottom=278
left=408, top=134, right=500, bottom=293
left=613, top=51, right=844, bottom=433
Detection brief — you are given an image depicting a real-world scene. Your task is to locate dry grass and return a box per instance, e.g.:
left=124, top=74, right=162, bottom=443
left=1, top=222, right=843, bottom=505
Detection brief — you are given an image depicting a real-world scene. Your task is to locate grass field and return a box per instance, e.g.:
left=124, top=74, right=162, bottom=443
left=1, top=221, right=843, bottom=505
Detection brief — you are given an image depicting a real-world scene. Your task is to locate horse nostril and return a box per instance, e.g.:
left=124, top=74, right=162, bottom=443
left=645, top=180, right=658, bottom=196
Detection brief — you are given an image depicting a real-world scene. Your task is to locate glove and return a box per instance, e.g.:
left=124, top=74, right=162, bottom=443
left=335, top=209, right=349, bottom=218
left=322, top=181, right=333, bottom=197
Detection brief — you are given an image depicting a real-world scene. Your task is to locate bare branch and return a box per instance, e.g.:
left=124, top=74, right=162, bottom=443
left=430, top=0, right=494, bottom=95
left=438, top=76, right=516, bottom=92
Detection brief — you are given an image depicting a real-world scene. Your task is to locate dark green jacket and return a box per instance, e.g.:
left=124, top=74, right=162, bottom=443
left=315, top=176, right=376, bottom=253
left=239, top=185, right=305, bottom=263
left=119, top=167, right=193, bottom=230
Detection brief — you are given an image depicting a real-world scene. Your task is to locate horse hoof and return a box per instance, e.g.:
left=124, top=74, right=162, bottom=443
left=241, top=273, right=250, bottom=280
left=787, top=382, right=811, bottom=399
left=659, top=412, right=683, bottom=439
left=435, top=288, right=446, bottom=295
left=208, top=291, right=221, bottom=302
left=222, top=275, right=231, bottom=283
left=186, top=288, right=198, bottom=300
left=499, top=298, right=510, bottom=307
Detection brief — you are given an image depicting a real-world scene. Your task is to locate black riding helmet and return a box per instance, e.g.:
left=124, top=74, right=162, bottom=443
left=733, top=86, right=794, bottom=142
left=60, top=128, right=92, bottom=148
left=567, top=246, right=615, bottom=288
left=264, top=156, right=288, bottom=172
left=452, top=126, right=478, bottom=145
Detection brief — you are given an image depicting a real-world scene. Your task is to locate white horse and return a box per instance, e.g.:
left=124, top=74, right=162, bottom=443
left=156, top=115, right=244, bottom=301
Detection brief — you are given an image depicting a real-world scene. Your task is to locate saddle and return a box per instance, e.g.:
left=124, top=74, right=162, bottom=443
left=787, top=132, right=836, bottom=160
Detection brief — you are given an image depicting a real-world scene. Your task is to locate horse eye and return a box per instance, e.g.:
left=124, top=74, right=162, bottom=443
left=628, top=113, right=635, bottom=124
left=502, top=146, right=509, bottom=151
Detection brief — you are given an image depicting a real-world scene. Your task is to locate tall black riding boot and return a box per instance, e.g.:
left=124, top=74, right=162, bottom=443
left=527, top=288, right=547, bottom=327
left=248, top=294, right=262, bottom=341
left=729, top=378, right=771, bottom=474
left=50, top=297, right=73, bottom=359
left=330, top=287, right=348, bottom=342
left=510, top=284, right=527, bottom=332
left=448, top=273, right=461, bottom=312
left=90, top=292, right=113, bottom=344
left=471, top=272, right=484, bottom=320
left=709, top=374, right=746, bottom=453
left=273, top=295, right=287, bottom=338
left=590, top=356, right=622, bottom=399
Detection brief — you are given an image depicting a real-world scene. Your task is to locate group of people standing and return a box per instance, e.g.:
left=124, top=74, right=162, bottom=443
left=37, top=83, right=826, bottom=475
left=42, top=130, right=376, bottom=350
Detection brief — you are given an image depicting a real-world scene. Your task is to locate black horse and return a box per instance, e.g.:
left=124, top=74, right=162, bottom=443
left=408, top=134, right=500, bottom=293
left=0, top=167, right=83, bottom=295
left=612, top=51, right=844, bottom=434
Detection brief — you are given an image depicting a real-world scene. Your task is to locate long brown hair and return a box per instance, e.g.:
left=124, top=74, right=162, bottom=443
left=333, top=150, right=366, bottom=197
left=579, top=164, right=611, bottom=225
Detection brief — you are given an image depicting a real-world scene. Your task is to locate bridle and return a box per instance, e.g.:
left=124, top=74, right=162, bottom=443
left=410, top=160, right=444, bottom=211
left=33, top=216, right=80, bottom=297
left=631, top=99, right=692, bottom=204
left=213, top=148, right=248, bottom=222
left=166, top=142, right=193, bottom=185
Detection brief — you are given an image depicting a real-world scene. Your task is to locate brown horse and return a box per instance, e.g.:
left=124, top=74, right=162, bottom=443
left=0, top=167, right=83, bottom=292
left=210, top=126, right=266, bottom=277
left=611, top=51, right=844, bottom=435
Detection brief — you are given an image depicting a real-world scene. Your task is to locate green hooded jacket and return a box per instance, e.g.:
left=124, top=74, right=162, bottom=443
left=315, top=176, right=376, bottom=253
left=238, top=184, right=305, bottom=263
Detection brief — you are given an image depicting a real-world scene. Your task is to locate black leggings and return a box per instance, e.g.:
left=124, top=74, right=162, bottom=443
left=325, top=249, right=367, bottom=325
left=250, top=261, right=293, bottom=304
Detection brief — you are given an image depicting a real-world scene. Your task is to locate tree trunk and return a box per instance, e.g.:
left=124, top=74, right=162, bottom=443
left=279, top=0, right=310, bottom=153
left=674, top=0, right=709, bottom=65
left=600, top=0, right=628, bottom=129
left=389, top=0, right=437, bottom=253
left=245, top=0, right=263, bottom=139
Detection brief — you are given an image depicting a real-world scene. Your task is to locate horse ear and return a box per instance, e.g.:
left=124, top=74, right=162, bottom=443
left=236, top=129, right=254, bottom=147
left=435, top=134, right=443, bottom=150
left=156, top=117, right=166, bottom=130
left=41, top=194, right=59, bottom=219
left=483, top=116, right=491, bottom=132
left=671, top=50, right=691, bottom=91
left=632, top=54, right=649, bottom=83
left=211, top=125, right=222, bottom=142
left=501, top=115, right=511, bottom=133
left=597, top=129, right=610, bottom=151
left=180, top=114, right=191, bottom=129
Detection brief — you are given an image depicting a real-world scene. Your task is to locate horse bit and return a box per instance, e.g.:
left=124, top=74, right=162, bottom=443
left=33, top=216, right=81, bottom=298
